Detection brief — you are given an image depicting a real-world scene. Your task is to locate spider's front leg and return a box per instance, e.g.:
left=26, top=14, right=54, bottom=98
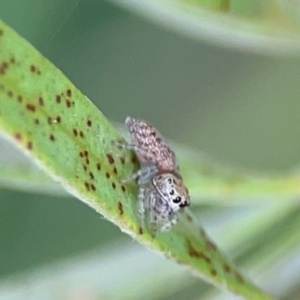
left=137, top=186, right=147, bottom=231
left=137, top=186, right=159, bottom=238
left=120, top=164, right=158, bottom=185
left=113, top=140, right=157, bottom=162
left=113, top=140, right=158, bottom=184
left=160, top=213, right=179, bottom=232
left=141, top=190, right=159, bottom=238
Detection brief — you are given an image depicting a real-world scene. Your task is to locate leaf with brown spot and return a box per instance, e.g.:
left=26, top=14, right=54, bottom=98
left=0, top=19, right=275, bottom=300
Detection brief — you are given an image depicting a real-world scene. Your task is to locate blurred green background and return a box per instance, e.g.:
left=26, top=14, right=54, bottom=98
left=1, top=0, right=300, bottom=298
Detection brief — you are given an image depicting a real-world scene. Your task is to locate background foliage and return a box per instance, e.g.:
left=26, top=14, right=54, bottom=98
left=1, top=0, right=300, bottom=299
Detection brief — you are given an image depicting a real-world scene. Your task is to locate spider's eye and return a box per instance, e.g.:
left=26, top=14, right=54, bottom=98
left=170, top=190, right=174, bottom=195
left=173, top=196, right=181, bottom=204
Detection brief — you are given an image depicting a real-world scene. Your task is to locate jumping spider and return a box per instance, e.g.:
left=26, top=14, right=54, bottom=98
left=116, top=117, right=190, bottom=237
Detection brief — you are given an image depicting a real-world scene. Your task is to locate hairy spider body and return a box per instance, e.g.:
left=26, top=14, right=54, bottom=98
left=116, top=116, right=190, bottom=237
left=124, top=116, right=179, bottom=173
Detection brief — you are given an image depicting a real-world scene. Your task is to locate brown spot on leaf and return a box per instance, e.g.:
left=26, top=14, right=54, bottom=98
left=113, top=167, right=117, bottom=175
left=56, top=116, right=61, bottom=123
left=73, top=129, right=78, bottom=137
left=223, top=264, right=231, bottom=273
left=56, top=95, right=61, bottom=103
left=96, top=163, right=101, bottom=170
left=131, top=155, right=137, bottom=164
left=27, top=141, right=33, bottom=150
left=87, top=120, right=92, bottom=127
left=14, top=133, right=22, bottom=141
left=0, top=61, right=8, bottom=75
left=118, top=202, right=123, bottom=215
left=84, top=182, right=90, bottom=191
left=7, top=90, right=13, bottom=97
left=26, top=104, right=36, bottom=112
left=49, top=134, right=55, bottom=141
left=139, top=227, right=143, bottom=234
left=220, top=0, right=230, bottom=12
left=66, top=89, right=72, bottom=97
left=34, top=119, right=39, bottom=125
left=79, top=131, right=84, bottom=138
left=120, top=157, right=125, bottom=165
left=112, top=182, right=116, bottom=189
left=38, top=97, right=44, bottom=106
left=30, top=65, right=36, bottom=72
left=210, top=269, right=217, bottom=276
left=206, top=240, right=217, bottom=252
left=89, top=172, right=94, bottom=180
left=85, top=158, right=90, bottom=165
left=205, top=256, right=211, bottom=264
left=66, top=99, right=71, bottom=108
left=121, top=185, right=126, bottom=192
left=106, top=153, right=114, bottom=164
left=17, top=95, right=22, bottom=103
left=106, top=172, right=110, bottom=179
left=79, top=151, right=84, bottom=158
left=10, top=57, right=15, bottom=64
left=47, top=117, right=52, bottom=124
left=186, top=239, right=211, bottom=264
left=84, top=150, right=88, bottom=157
left=91, top=184, right=96, bottom=191
left=234, top=271, right=244, bottom=283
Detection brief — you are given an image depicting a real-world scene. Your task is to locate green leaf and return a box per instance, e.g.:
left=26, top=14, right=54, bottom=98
left=0, top=137, right=66, bottom=195
left=0, top=242, right=193, bottom=300
left=112, top=0, right=300, bottom=55
left=2, top=133, right=300, bottom=206
left=0, top=19, right=274, bottom=299
left=175, top=144, right=300, bottom=205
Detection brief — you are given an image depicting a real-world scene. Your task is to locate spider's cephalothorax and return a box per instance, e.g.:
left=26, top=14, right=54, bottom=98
left=115, top=116, right=190, bottom=237
left=152, top=173, right=190, bottom=211
left=137, top=172, right=190, bottom=237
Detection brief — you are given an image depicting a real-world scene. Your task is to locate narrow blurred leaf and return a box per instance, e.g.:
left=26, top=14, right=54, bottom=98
left=2, top=131, right=300, bottom=206
left=0, top=242, right=193, bottom=300
left=111, top=0, right=300, bottom=55
left=0, top=19, right=273, bottom=299
left=176, top=145, right=300, bottom=205
left=0, top=137, right=66, bottom=195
